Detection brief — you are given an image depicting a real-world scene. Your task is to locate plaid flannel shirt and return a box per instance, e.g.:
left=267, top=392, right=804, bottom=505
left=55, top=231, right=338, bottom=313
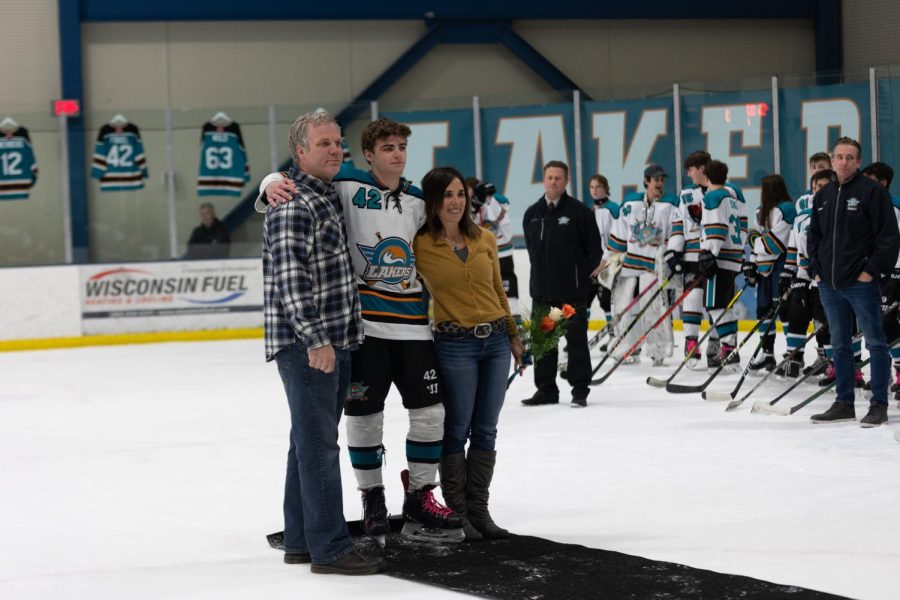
left=263, top=167, right=363, bottom=361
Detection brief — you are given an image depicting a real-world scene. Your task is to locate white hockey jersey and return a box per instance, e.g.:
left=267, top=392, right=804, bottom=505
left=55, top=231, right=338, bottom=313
left=607, top=192, right=677, bottom=277
left=668, top=183, right=744, bottom=263
left=479, top=193, right=513, bottom=258
left=593, top=199, right=620, bottom=255
left=257, top=164, right=430, bottom=341
left=751, top=201, right=796, bottom=276
left=785, top=209, right=812, bottom=281
left=700, top=187, right=748, bottom=272
left=795, top=190, right=813, bottom=214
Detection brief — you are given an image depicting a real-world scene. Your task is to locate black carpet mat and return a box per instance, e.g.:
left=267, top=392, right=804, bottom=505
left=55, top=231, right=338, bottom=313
left=267, top=519, right=850, bottom=599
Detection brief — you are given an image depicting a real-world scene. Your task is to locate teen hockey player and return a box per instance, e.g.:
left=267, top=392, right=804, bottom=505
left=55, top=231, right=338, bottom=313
left=697, top=160, right=748, bottom=371
left=745, top=175, right=796, bottom=374
left=590, top=174, right=619, bottom=338
left=470, top=178, right=520, bottom=318
left=777, top=170, right=836, bottom=378
left=862, top=162, right=900, bottom=402
left=256, top=118, right=463, bottom=543
left=664, top=151, right=744, bottom=368
left=794, top=152, right=832, bottom=213
left=605, top=164, right=678, bottom=366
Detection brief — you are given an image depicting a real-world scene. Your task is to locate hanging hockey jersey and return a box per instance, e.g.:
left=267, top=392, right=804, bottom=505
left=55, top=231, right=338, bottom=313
left=785, top=209, right=812, bottom=281
left=751, top=201, right=796, bottom=276
left=256, top=163, right=430, bottom=341
left=700, top=187, right=748, bottom=272
left=593, top=199, right=620, bottom=255
left=479, top=193, right=513, bottom=257
left=90, top=123, right=148, bottom=191
left=607, top=192, right=677, bottom=277
left=0, top=127, right=38, bottom=201
left=197, top=121, right=249, bottom=197
left=668, top=183, right=745, bottom=263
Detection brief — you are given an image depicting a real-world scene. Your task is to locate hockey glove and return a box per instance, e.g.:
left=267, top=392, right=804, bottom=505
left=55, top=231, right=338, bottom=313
left=697, top=250, right=718, bottom=277
left=778, top=268, right=795, bottom=297
left=881, top=269, right=900, bottom=304
left=664, top=250, right=683, bottom=274
left=747, top=228, right=761, bottom=249
left=741, top=260, right=758, bottom=287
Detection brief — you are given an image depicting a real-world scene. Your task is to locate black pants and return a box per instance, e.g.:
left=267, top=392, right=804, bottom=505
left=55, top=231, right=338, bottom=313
left=532, top=298, right=590, bottom=397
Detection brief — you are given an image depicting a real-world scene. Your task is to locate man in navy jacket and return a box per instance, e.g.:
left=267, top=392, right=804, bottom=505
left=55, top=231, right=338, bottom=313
left=808, top=137, right=900, bottom=427
left=522, top=160, right=603, bottom=408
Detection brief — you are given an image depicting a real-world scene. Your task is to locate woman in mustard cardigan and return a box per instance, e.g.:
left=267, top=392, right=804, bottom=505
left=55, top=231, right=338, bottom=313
left=414, top=166, right=525, bottom=541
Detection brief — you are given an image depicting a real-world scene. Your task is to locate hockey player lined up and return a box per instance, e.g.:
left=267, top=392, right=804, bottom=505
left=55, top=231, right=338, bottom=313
left=794, top=152, right=832, bottom=213
left=744, top=175, right=796, bottom=374
left=862, top=161, right=900, bottom=401
left=778, top=170, right=837, bottom=379
left=696, top=160, right=747, bottom=370
left=257, top=118, right=463, bottom=543
left=605, top=164, right=677, bottom=366
left=468, top=178, right=521, bottom=319
left=590, top=174, right=619, bottom=335
left=664, top=151, right=743, bottom=368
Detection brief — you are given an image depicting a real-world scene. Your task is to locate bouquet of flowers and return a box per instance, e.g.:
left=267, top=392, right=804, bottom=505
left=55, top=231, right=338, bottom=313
left=520, top=303, right=577, bottom=362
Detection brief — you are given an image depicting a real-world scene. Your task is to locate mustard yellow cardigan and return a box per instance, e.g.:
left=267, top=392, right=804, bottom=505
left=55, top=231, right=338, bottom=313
left=413, top=229, right=517, bottom=337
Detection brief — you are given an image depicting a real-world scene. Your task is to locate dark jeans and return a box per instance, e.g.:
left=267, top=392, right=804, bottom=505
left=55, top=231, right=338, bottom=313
left=533, top=298, right=590, bottom=397
left=818, top=279, right=890, bottom=406
left=435, top=329, right=511, bottom=455
left=275, top=343, right=354, bottom=564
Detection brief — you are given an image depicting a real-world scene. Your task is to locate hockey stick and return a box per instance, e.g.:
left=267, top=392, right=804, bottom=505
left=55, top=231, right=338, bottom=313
left=589, top=276, right=670, bottom=377
left=750, top=308, right=899, bottom=414
left=647, top=281, right=749, bottom=388
left=724, top=320, right=828, bottom=411
left=667, top=287, right=791, bottom=396
left=754, top=353, right=871, bottom=416
left=591, top=276, right=704, bottom=386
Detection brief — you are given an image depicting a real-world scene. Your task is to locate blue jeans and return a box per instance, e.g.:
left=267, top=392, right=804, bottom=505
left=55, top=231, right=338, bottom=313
left=434, top=330, right=511, bottom=455
left=275, top=343, right=354, bottom=564
left=818, top=279, right=890, bottom=406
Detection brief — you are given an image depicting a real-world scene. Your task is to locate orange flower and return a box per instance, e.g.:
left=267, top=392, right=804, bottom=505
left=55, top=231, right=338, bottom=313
left=561, top=304, right=576, bottom=319
left=540, top=316, right=556, bottom=332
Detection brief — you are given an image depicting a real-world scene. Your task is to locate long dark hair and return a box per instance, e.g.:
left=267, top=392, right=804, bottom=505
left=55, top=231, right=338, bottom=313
left=758, top=174, right=791, bottom=229
left=420, top=166, right=482, bottom=240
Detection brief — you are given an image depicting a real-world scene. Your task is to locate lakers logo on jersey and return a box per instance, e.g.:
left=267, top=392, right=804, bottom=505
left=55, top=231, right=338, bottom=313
left=357, top=234, right=415, bottom=287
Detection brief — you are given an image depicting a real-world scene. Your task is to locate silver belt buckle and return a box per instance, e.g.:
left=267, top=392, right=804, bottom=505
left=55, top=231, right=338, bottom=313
left=474, top=323, right=492, bottom=338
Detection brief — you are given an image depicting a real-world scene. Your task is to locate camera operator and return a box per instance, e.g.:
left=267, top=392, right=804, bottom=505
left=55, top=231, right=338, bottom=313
left=467, top=177, right=520, bottom=319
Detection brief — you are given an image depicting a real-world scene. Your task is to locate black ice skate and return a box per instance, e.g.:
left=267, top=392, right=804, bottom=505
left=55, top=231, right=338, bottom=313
left=748, top=354, right=776, bottom=376
left=774, top=352, right=802, bottom=379
left=400, top=470, right=464, bottom=543
left=361, top=486, right=390, bottom=547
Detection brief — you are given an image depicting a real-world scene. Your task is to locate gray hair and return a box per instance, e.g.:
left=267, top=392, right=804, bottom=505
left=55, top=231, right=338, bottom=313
left=289, top=110, right=339, bottom=163
left=199, top=202, right=214, bottom=212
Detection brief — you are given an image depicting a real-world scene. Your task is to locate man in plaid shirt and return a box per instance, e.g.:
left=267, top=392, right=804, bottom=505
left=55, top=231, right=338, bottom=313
left=263, top=111, right=382, bottom=575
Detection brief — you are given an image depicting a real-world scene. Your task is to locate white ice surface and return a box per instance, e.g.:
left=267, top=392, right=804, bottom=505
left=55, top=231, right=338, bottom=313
left=2, top=336, right=899, bottom=600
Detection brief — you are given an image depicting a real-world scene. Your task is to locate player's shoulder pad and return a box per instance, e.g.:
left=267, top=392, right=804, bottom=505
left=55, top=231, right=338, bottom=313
left=406, top=183, right=424, bottom=199
left=724, top=181, right=746, bottom=203
left=659, top=194, right=679, bottom=208
left=601, top=200, right=621, bottom=219
left=493, top=193, right=510, bottom=205
left=623, top=191, right=644, bottom=203
left=776, top=201, right=797, bottom=224
left=702, top=188, right=731, bottom=210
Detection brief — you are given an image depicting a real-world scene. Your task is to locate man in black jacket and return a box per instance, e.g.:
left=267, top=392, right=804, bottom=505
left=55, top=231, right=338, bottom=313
left=187, top=203, right=231, bottom=259
left=521, top=160, right=603, bottom=408
left=807, top=137, right=900, bottom=427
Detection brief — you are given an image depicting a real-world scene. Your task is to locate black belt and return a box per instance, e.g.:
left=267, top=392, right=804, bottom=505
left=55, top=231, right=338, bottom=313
left=436, top=318, right=506, bottom=339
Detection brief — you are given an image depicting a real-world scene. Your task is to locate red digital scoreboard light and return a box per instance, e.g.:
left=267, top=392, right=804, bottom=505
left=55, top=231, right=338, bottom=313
left=53, top=99, right=81, bottom=117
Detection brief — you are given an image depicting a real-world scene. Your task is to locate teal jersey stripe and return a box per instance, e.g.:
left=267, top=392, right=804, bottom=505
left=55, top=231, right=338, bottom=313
left=359, top=293, right=428, bottom=317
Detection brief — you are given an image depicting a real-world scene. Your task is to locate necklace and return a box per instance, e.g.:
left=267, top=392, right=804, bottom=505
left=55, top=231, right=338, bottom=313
left=440, top=232, right=465, bottom=251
